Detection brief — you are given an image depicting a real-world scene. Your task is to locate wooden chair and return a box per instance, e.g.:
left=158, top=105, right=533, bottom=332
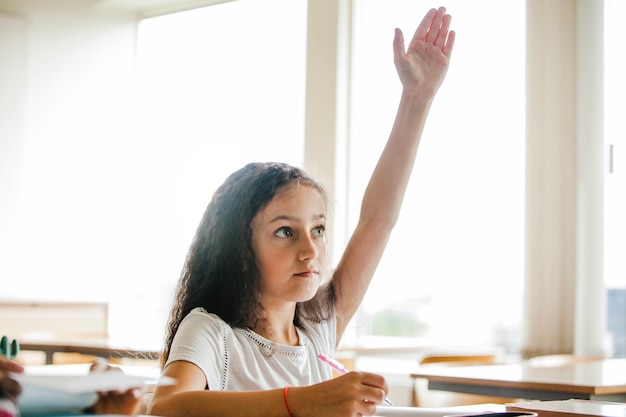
left=411, top=353, right=519, bottom=407
left=419, top=354, right=498, bottom=366
left=526, top=353, right=603, bottom=367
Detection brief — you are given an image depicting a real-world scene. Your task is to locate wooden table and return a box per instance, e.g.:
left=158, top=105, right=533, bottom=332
left=19, top=338, right=161, bottom=364
left=410, top=358, right=626, bottom=402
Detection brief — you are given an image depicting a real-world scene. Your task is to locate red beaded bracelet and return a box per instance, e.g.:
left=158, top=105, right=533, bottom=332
left=283, top=385, right=295, bottom=417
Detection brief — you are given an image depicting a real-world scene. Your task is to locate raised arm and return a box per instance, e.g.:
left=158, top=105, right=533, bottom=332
left=333, top=7, right=455, bottom=339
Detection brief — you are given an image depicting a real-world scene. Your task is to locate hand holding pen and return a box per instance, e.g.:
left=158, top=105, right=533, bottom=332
left=318, top=353, right=393, bottom=406
left=285, top=362, right=390, bottom=416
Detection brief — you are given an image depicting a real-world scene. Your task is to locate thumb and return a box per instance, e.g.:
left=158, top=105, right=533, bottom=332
left=392, top=28, right=405, bottom=59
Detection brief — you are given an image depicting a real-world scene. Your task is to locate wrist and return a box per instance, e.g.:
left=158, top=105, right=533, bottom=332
left=401, top=86, right=436, bottom=106
left=283, top=385, right=295, bottom=417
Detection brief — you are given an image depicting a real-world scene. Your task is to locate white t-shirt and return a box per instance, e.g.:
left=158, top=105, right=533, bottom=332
left=166, top=307, right=336, bottom=390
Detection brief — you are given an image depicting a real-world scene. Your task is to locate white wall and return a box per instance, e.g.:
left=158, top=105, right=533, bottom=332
left=0, top=0, right=154, bottom=343
left=0, top=12, right=28, bottom=291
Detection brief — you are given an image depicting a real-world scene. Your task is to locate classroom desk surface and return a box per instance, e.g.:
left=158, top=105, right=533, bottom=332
left=410, top=358, right=626, bottom=402
left=374, top=403, right=506, bottom=416
left=19, top=338, right=161, bottom=364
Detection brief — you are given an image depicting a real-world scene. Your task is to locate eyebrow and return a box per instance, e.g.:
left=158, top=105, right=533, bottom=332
left=267, top=213, right=326, bottom=224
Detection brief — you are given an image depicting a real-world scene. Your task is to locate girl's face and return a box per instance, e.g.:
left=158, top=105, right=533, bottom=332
left=251, top=184, right=327, bottom=307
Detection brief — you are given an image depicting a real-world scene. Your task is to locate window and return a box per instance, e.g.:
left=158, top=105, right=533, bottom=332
left=109, top=0, right=307, bottom=344
left=347, top=0, right=525, bottom=351
left=604, top=0, right=626, bottom=357
left=0, top=0, right=306, bottom=352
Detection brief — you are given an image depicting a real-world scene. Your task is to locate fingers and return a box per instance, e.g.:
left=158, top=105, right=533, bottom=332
left=413, top=6, right=455, bottom=57
left=89, top=358, right=107, bottom=372
left=0, top=357, right=24, bottom=374
left=413, top=7, right=438, bottom=43
left=443, top=30, right=456, bottom=57
left=304, top=373, right=389, bottom=417
left=88, top=359, right=141, bottom=415
left=424, top=7, right=445, bottom=45
left=360, top=372, right=389, bottom=405
left=434, top=13, right=451, bottom=48
left=339, top=371, right=388, bottom=405
left=89, top=358, right=122, bottom=373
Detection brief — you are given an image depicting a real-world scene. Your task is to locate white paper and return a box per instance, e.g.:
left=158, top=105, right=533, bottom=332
left=13, top=371, right=174, bottom=416
left=15, top=372, right=168, bottom=393
left=375, top=406, right=502, bottom=417
left=18, top=381, right=97, bottom=416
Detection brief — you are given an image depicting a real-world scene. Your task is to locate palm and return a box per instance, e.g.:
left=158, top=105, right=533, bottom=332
left=393, top=7, right=455, bottom=94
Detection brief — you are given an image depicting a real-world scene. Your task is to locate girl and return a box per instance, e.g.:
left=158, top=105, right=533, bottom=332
left=149, top=6, right=455, bottom=417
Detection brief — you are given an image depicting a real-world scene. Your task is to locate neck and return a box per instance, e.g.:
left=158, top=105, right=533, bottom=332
left=253, top=316, right=299, bottom=346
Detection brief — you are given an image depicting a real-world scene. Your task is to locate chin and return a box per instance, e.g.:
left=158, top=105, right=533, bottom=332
left=301, top=284, right=322, bottom=302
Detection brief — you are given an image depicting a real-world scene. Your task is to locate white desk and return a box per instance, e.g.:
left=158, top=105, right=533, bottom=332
left=411, top=358, right=626, bottom=402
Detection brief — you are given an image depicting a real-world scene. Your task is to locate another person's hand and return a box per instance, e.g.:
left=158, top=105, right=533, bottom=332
left=0, top=356, right=23, bottom=405
left=88, top=389, right=142, bottom=415
left=86, top=359, right=142, bottom=415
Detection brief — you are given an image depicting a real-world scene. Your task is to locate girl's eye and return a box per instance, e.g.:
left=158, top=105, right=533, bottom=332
left=312, top=225, right=325, bottom=237
left=275, top=227, right=294, bottom=238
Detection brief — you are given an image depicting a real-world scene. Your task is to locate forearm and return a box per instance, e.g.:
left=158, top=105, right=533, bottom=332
left=360, top=6, right=453, bottom=228
left=333, top=87, right=436, bottom=336
left=360, top=86, right=434, bottom=228
left=149, top=373, right=387, bottom=417
left=330, top=5, right=454, bottom=344
left=149, top=389, right=290, bottom=417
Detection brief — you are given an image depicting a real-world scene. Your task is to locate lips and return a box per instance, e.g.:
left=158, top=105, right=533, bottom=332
left=295, top=269, right=318, bottom=278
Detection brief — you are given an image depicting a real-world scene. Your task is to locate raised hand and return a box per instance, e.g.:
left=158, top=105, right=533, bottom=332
left=393, top=6, right=455, bottom=95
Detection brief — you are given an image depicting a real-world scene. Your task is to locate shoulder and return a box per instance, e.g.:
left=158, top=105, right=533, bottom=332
left=182, top=307, right=227, bottom=328
left=174, top=308, right=234, bottom=349
left=168, top=308, right=233, bottom=389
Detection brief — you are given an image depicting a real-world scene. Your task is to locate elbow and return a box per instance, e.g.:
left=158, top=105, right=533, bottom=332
left=147, top=398, right=175, bottom=417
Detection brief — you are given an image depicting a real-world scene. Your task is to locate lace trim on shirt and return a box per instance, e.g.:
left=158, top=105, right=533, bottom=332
left=237, top=328, right=308, bottom=358
left=298, top=313, right=323, bottom=324
left=220, top=321, right=229, bottom=390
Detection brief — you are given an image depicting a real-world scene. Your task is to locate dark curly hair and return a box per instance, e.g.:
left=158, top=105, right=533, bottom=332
left=161, top=162, right=335, bottom=366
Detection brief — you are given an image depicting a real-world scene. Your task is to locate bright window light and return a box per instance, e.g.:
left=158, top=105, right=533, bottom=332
left=604, top=0, right=626, bottom=357
left=111, top=0, right=307, bottom=344
left=348, top=0, right=525, bottom=350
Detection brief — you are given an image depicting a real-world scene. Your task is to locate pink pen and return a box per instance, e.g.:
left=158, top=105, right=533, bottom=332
left=318, top=353, right=349, bottom=374
left=317, top=353, right=393, bottom=405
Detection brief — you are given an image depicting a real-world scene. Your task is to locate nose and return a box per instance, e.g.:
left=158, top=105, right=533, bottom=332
left=298, top=234, right=318, bottom=261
